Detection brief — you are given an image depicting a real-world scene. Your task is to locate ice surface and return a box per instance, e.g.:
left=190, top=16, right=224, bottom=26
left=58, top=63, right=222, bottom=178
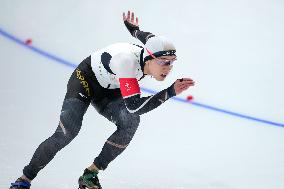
left=0, top=1, right=284, bottom=189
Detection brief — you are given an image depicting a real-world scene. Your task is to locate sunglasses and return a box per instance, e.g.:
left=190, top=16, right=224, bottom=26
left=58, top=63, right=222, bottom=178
left=145, top=48, right=176, bottom=66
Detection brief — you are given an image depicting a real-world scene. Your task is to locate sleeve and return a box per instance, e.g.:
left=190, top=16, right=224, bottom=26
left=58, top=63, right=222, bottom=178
left=133, top=30, right=155, bottom=44
left=123, top=21, right=155, bottom=44
left=110, top=53, right=176, bottom=115
left=121, top=83, right=176, bottom=115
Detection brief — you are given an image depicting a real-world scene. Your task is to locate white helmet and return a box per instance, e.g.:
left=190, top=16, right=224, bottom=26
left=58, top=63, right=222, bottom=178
left=143, top=36, right=176, bottom=62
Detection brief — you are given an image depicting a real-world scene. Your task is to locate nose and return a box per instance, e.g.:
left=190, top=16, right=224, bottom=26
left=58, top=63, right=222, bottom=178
left=163, top=66, right=172, bottom=74
left=164, top=65, right=173, bottom=71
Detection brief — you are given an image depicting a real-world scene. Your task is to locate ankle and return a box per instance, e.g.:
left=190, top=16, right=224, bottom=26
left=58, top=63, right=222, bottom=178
left=87, top=163, right=99, bottom=174
left=20, top=175, right=31, bottom=183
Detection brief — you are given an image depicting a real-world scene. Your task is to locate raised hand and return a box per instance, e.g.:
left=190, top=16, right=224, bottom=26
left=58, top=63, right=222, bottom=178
left=123, top=10, right=139, bottom=26
left=173, top=78, right=195, bottom=95
left=123, top=10, right=140, bottom=36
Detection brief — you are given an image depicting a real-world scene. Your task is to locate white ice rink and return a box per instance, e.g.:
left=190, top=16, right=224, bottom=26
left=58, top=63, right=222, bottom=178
left=1, top=1, right=284, bottom=189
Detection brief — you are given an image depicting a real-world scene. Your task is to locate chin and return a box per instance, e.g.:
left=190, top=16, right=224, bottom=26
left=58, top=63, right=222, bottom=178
left=155, top=76, right=166, bottom=81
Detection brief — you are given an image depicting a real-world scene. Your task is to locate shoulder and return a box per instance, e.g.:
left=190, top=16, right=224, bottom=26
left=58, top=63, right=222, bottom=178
left=113, top=52, right=135, bottom=62
left=110, top=52, right=138, bottom=77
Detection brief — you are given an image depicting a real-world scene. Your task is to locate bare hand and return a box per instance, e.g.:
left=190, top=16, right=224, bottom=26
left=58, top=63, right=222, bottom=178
left=123, top=10, right=139, bottom=27
left=173, top=78, right=195, bottom=95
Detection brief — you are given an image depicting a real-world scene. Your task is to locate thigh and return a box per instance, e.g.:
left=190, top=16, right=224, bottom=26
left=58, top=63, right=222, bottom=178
left=60, top=65, right=92, bottom=135
left=91, top=88, right=122, bottom=114
left=64, top=67, right=93, bottom=104
left=60, top=98, right=89, bottom=136
left=93, top=97, right=139, bottom=128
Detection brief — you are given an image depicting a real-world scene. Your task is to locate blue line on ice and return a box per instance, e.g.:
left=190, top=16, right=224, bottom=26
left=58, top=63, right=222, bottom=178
left=1, top=27, right=283, bottom=128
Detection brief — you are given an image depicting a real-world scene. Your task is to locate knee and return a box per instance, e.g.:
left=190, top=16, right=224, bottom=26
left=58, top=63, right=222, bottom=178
left=119, top=110, right=140, bottom=130
left=54, top=107, right=82, bottom=149
left=52, top=124, right=78, bottom=150
left=36, top=125, right=77, bottom=161
left=118, top=112, right=140, bottom=143
left=126, top=115, right=140, bottom=136
left=60, top=110, right=82, bottom=133
left=59, top=99, right=85, bottom=138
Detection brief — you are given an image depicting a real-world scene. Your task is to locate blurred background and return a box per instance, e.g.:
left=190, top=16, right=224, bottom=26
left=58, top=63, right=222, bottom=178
left=0, top=0, right=283, bottom=188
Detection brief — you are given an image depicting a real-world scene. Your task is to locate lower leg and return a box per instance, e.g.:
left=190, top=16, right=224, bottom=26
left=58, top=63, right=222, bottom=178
left=93, top=107, right=140, bottom=170
left=21, top=98, right=88, bottom=181
left=22, top=124, right=76, bottom=180
left=93, top=139, right=128, bottom=170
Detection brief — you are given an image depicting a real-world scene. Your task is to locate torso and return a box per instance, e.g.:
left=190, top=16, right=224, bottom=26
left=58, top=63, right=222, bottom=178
left=90, top=43, right=144, bottom=89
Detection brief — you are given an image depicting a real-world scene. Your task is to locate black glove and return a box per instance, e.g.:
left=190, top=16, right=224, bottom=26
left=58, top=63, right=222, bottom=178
left=124, top=20, right=140, bottom=37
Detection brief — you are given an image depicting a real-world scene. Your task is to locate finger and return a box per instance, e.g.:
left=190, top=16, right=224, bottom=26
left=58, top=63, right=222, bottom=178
left=178, top=86, right=190, bottom=92
left=123, top=12, right=126, bottom=21
left=183, top=82, right=195, bottom=86
left=179, top=86, right=187, bottom=91
left=175, top=82, right=184, bottom=87
left=180, top=78, right=193, bottom=82
left=176, top=87, right=188, bottom=94
left=177, top=81, right=194, bottom=87
left=177, top=80, right=192, bottom=86
left=179, top=83, right=194, bottom=89
left=181, top=80, right=195, bottom=85
left=136, top=17, right=139, bottom=25
left=182, top=87, right=190, bottom=92
left=180, top=85, right=191, bottom=91
left=181, top=82, right=195, bottom=88
left=182, top=78, right=193, bottom=80
left=131, top=12, right=135, bottom=23
left=176, top=79, right=193, bottom=86
left=178, top=78, right=193, bottom=83
left=127, top=10, right=131, bottom=21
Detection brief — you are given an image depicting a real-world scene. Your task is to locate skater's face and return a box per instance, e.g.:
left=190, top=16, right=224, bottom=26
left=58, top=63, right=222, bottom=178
left=146, top=55, right=176, bottom=81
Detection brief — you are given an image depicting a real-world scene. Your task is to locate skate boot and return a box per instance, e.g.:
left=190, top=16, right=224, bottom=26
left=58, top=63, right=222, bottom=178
left=9, top=178, right=31, bottom=189
left=78, top=169, right=102, bottom=189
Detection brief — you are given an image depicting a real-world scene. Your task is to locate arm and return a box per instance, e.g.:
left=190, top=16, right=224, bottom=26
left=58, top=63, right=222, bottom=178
left=120, top=78, right=176, bottom=115
left=123, top=11, right=155, bottom=44
left=110, top=54, right=195, bottom=115
left=120, top=78, right=194, bottom=115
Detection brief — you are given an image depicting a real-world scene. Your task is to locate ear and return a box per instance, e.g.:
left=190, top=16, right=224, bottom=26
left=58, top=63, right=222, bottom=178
left=143, top=60, right=152, bottom=76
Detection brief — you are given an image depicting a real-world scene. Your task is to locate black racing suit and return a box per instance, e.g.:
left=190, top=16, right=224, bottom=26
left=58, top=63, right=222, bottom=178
left=23, top=32, right=176, bottom=180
